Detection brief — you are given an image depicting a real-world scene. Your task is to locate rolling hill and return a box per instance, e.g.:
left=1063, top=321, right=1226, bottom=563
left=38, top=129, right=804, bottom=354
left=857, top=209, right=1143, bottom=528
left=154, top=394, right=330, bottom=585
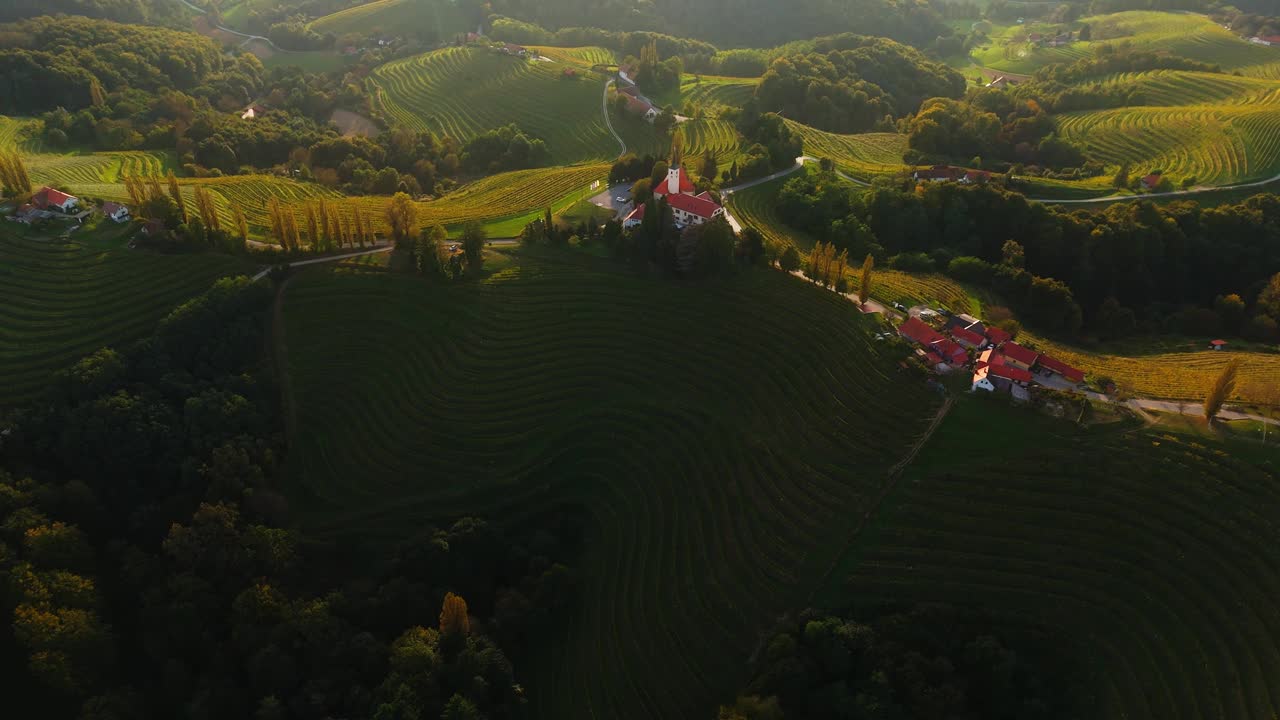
left=308, top=0, right=469, bottom=39
left=279, top=251, right=941, bottom=719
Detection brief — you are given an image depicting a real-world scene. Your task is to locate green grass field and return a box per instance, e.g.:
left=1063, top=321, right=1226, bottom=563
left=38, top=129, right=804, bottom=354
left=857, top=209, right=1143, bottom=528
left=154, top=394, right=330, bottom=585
left=308, top=0, right=469, bottom=39
left=369, top=46, right=618, bottom=164
left=279, top=251, right=940, bottom=719
left=0, top=222, right=254, bottom=407
left=825, top=396, right=1280, bottom=720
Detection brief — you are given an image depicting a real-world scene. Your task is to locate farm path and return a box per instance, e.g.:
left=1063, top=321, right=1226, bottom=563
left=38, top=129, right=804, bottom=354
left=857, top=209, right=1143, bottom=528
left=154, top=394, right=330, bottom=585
left=251, top=246, right=393, bottom=281
left=169, top=0, right=292, bottom=52
left=805, top=395, right=955, bottom=604
left=601, top=80, right=627, bottom=158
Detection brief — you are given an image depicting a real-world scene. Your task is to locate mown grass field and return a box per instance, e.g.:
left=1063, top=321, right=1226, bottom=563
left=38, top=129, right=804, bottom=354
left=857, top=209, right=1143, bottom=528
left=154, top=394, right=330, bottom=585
left=308, top=0, right=469, bottom=39
left=280, top=251, right=940, bottom=719
left=369, top=46, right=618, bottom=164
left=0, top=223, right=253, bottom=407
left=825, top=397, right=1280, bottom=720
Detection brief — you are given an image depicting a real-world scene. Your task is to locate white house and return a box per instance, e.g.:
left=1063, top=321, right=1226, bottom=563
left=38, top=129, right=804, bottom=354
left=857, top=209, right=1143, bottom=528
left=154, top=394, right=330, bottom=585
left=102, top=201, right=131, bottom=223
left=32, top=186, right=80, bottom=213
left=624, top=154, right=725, bottom=230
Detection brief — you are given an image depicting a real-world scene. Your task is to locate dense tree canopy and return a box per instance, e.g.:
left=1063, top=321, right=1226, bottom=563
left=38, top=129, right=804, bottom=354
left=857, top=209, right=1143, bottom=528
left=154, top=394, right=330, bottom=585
left=756, top=38, right=965, bottom=133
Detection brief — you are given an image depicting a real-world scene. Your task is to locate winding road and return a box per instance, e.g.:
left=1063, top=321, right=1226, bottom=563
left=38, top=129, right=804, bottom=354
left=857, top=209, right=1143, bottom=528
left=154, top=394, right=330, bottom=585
left=171, top=0, right=292, bottom=52
left=602, top=80, right=627, bottom=158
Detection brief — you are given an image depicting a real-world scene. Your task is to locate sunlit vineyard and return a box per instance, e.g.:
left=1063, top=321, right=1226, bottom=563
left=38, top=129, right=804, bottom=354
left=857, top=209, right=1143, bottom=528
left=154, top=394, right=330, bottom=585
left=308, top=0, right=467, bottom=37
left=0, top=225, right=253, bottom=407
left=369, top=46, right=619, bottom=163
left=528, top=45, right=615, bottom=69
left=281, top=253, right=940, bottom=720
left=1100, top=69, right=1279, bottom=107
left=787, top=122, right=907, bottom=179
left=1056, top=99, right=1280, bottom=186
left=827, top=398, right=1280, bottom=720
left=616, top=116, right=744, bottom=167
left=724, top=171, right=812, bottom=250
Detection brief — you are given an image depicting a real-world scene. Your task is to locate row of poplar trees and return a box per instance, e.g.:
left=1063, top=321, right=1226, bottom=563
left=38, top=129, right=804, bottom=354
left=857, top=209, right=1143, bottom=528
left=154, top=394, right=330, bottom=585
left=0, top=151, right=31, bottom=195
left=808, top=240, right=875, bottom=303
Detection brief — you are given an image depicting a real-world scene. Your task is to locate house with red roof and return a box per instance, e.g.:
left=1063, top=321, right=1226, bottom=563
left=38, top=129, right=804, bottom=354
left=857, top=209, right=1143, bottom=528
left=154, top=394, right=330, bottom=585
left=930, top=338, right=968, bottom=367
left=962, top=170, right=992, bottom=184
left=32, top=186, right=80, bottom=213
left=1035, top=354, right=1084, bottom=384
left=898, top=316, right=944, bottom=346
left=999, top=341, right=1039, bottom=371
left=985, top=326, right=1011, bottom=346
left=1209, top=339, right=1227, bottom=350
left=973, top=349, right=1033, bottom=394
left=1140, top=173, right=1163, bottom=191
left=624, top=95, right=659, bottom=122
left=1250, top=36, right=1280, bottom=46
left=949, top=325, right=988, bottom=350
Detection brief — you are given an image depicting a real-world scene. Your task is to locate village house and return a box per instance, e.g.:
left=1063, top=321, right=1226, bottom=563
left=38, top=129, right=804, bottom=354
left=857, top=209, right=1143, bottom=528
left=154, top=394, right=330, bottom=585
left=998, top=341, right=1039, bottom=371
left=949, top=324, right=988, bottom=350
left=1209, top=339, right=1228, bottom=351
left=32, top=186, right=80, bottom=213
left=101, top=201, right=131, bottom=223
left=1250, top=36, right=1280, bottom=46
left=962, top=170, right=992, bottom=184
left=624, top=95, right=659, bottom=122
left=502, top=42, right=529, bottom=57
left=985, top=76, right=1017, bottom=89
left=625, top=139, right=724, bottom=230
left=241, top=104, right=266, bottom=120
left=1140, top=172, right=1163, bottom=191
left=1035, top=354, right=1085, bottom=384
left=985, top=326, right=1012, bottom=346
left=898, top=317, right=967, bottom=367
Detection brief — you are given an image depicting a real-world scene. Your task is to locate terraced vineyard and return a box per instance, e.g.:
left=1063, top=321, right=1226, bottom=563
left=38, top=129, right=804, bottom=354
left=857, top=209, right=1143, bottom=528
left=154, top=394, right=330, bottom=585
left=0, top=225, right=253, bottom=407
left=1056, top=100, right=1280, bottom=186
left=308, top=0, right=468, bottom=38
left=615, top=116, right=744, bottom=167
left=827, top=398, right=1280, bottom=720
left=528, top=45, right=615, bottom=70
left=369, top=46, right=619, bottom=163
left=724, top=170, right=813, bottom=250
left=281, top=253, right=939, bottom=719
left=643, top=74, right=759, bottom=114
left=787, top=122, right=907, bottom=179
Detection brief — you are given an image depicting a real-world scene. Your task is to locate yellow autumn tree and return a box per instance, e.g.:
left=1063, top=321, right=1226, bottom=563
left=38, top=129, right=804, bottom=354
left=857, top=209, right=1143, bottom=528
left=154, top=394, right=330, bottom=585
left=1203, top=359, right=1241, bottom=424
left=166, top=171, right=186, bottom=222
left=385, top=192, right=417, bottom=247
left=439, top=592, right=470, bottom=637
left=858, top=253, right=874, bottom=305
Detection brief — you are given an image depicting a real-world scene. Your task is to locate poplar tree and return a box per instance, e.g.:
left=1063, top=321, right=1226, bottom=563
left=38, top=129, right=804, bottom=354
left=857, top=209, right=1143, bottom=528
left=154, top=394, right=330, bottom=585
left=1204, top=359, right=1241, bottom=424
left=306, top=204, right=321, bottom=250
left=859, top=253, right=874, bottom=305
left=267, top=197, right=285, bottom=247
left=232, top=206, right=249, bottom=246
left=166, top=171, right=186, bottom=222
left=439, top=592, right=470, bottom=638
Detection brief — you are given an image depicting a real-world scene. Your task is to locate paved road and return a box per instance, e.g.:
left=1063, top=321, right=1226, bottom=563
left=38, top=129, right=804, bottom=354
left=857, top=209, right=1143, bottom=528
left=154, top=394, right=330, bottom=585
left=1027, top=171, right=1280, bottom=205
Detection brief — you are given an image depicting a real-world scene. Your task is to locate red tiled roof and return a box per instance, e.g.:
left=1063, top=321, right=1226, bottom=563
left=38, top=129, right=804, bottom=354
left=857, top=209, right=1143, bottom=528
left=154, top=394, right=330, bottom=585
left=620, top=85, right=639, bottom=97
left=665, top=190, right=721, bottom=219
left=914, top=165, right=963, bottom=181
left=625, top=96, right=652, bottom=115
left=1035, top=354, right=1084, bottom=383
left=950, top=326, right=986, bottom=347
left=990, top=363, right=1034, bottom=384
left=1262, top=35, right=1280, bottom=43
left=1001, top=341, right=1039, bottom=366
left=930, top=338, right=967, bottom=365
left=985, top=326, right=1011, bottom=345
left=1210, top=339, right=1227, bottom=346
left=1141, top=173, right=1162, bottom=188
left=924, top=351, right=944, bottom=365
left=624, top=204, right=645, bottom=222
left=965, top=170, right=991, bottom=182
left=33, top=186, right=76, bottom=209
left=898, top=317, right=943, bottom=345
left=656, top=166, right=696, bottom=196
left=102, top=201, right=126, bottom=214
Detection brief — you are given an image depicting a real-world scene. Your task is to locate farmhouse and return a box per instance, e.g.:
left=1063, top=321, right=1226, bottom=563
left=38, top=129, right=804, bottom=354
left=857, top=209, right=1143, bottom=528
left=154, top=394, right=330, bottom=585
left=502, top=42, right=529, bottom=57
left=1140, top=173, right=1163, bottom=191
left=32, top=186, right=80, bottom=213
left=913, top=165, right=964, bottom=182
left=1249, top=36, right=1280, bottom=46
left=1209, top=339, right=1228, bottom=350
left=949, top=325, right=988, bottom=350
left=627, top=137, right=723, bottom=229
left=898, top=317, right=967, bottom=366
left=101, top=201, right=131, bottom=223
left=624, top=95, right=659, bottom=122
left=985, top=326, right=1012, bottom=346
left=962, top=170, right=992, bottom=184
left=985, top=76, right=1017, bottom=89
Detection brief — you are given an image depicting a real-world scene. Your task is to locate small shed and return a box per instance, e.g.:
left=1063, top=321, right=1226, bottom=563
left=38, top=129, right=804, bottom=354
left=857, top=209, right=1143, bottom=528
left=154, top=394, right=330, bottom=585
left=1209, top=339, right=1227, bottom=350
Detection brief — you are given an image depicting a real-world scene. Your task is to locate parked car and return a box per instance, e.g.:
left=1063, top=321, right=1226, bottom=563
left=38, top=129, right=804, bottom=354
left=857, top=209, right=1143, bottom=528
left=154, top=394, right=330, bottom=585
left=616, top=196, right=628, bottom=203
left=892, top=302, right=906, bottom=311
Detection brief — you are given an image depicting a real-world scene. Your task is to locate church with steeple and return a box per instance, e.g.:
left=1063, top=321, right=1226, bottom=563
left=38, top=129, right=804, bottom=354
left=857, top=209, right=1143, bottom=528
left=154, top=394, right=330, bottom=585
left=624, top=131, right=724, bottom=229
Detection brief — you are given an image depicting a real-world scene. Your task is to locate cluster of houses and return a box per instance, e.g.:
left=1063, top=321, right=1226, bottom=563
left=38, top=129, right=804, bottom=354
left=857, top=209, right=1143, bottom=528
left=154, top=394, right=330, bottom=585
left=7, top=186, right=130, bottom=226
left=912, top=165, right=993, bottom=184
left=897, top=312, right=1085, bottom=402
left=1026, top=30, right=1074, bottom=47
left=1248, top=35, right=1280, bottom=46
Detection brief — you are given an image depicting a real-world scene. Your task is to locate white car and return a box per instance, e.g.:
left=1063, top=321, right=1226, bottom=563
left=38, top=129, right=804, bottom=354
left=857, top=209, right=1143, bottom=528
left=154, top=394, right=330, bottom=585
left=616, top=196, right=627, bottom=203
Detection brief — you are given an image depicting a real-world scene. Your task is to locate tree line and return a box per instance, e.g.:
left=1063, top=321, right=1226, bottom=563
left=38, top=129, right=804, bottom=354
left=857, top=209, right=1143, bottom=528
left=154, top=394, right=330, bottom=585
left=0, top=274, right=578, bottom=719
left=775, top=170, right=1280, bottom=340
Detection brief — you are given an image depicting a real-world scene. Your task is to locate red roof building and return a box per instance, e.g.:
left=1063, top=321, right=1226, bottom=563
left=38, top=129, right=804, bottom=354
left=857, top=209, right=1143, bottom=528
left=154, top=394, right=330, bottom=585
left=913, top=165, right=964, bottom=182
left=1209, top=339, right=1228, bottom=348
left=32, top=186, right=79, bottom=212
left=989, top=363, right=1034, bottom=384
left=962, top=170, right=991, bottom=184
left=985, top=326, right=1011, bottom=346
left=1141, top=173, right=1163, bottom=190
left=898, top=317, right=944, bottom=346
left=950, top=325, right=987, bottom=349
left=655, top=165, right=696, bottom=197
left=665, top=191, right=723, bottom=225
left=1035, top=355, right=1085, bottom=383
left=1000, top=341, right=1039, bottom=369
left=930, top=338, right=968, bottom=366
left=623, top=202, right=646, bottom=228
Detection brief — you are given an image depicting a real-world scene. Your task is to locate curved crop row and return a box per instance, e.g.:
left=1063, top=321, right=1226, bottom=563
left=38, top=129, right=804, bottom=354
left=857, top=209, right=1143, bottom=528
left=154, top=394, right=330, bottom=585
left=308, top=0, right=467, bottom=38
left=369, top=46, right=619, bottom=163
left=786, top=121, right=907, bottom=179
left=0, top=227, right=252, bottom=407
left=280, top=256, right=940, bottom=720
left=835, top=401, right=1280, bottom=720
